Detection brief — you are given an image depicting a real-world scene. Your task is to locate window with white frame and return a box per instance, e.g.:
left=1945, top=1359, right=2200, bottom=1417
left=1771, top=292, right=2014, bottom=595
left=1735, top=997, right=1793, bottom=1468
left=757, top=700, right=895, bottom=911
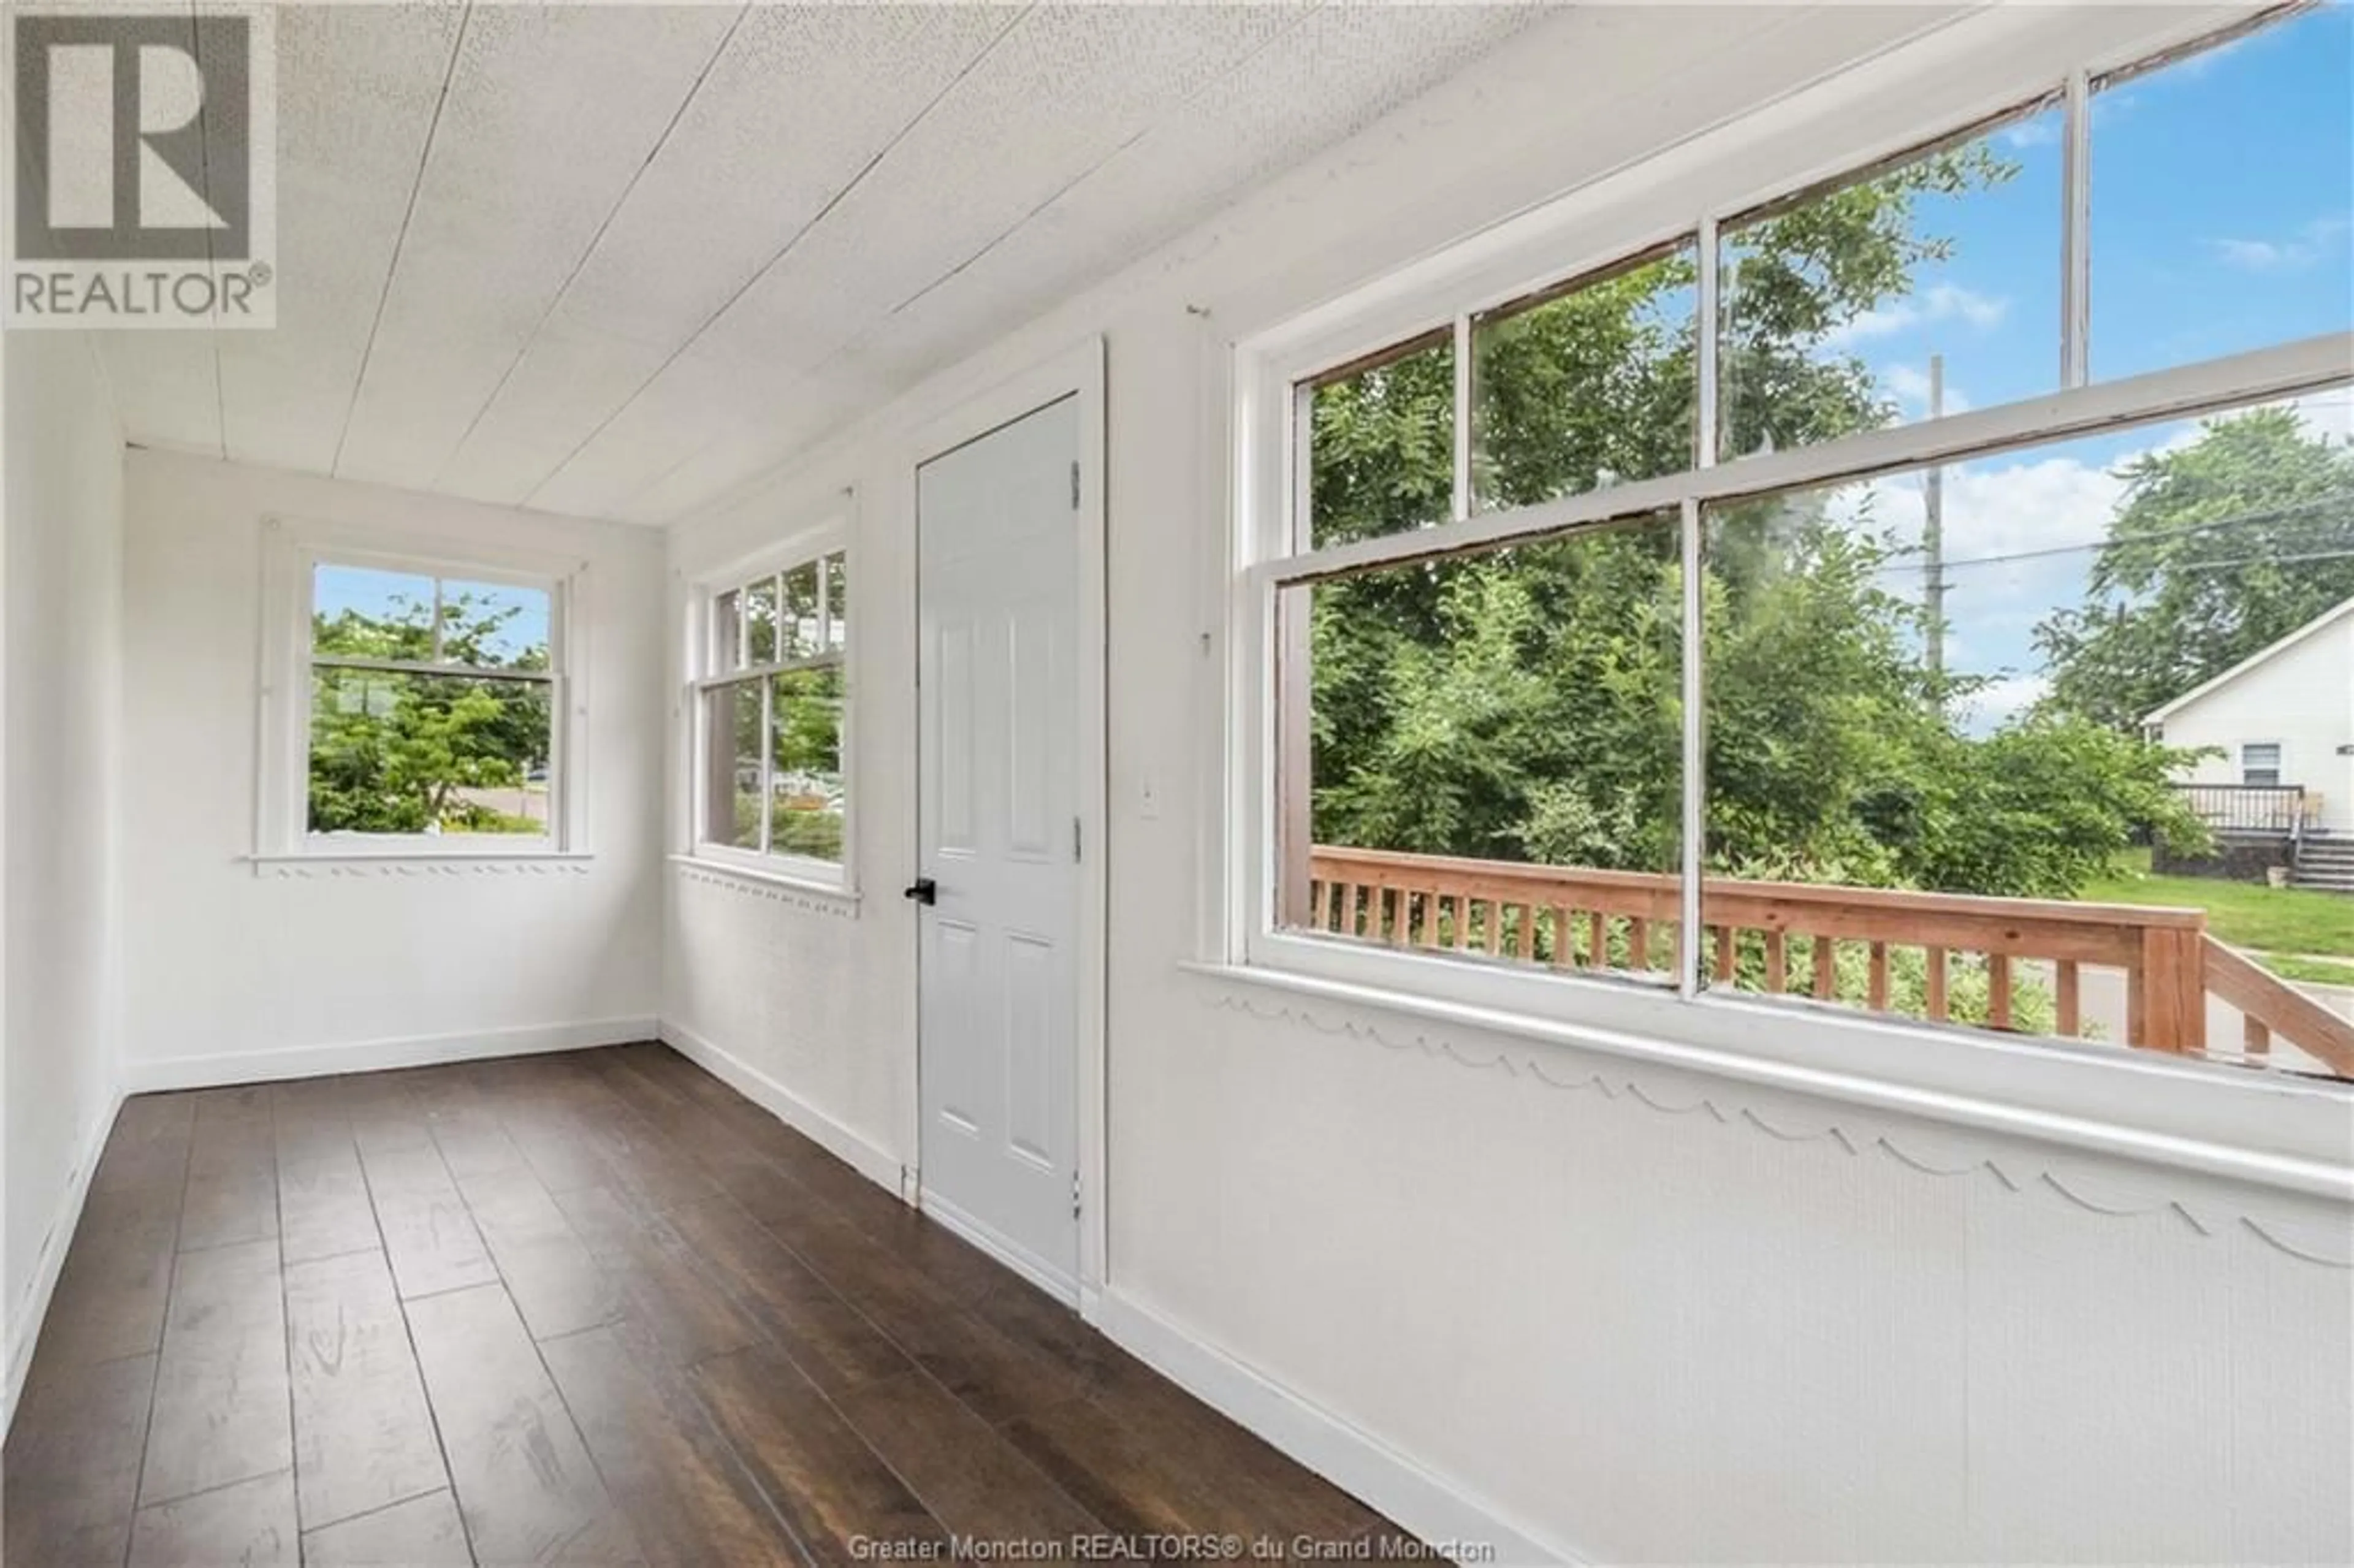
left=693, top=546, right=850, bottom=883
left=2241, top=743, right=2285, bottom=788
left=1240, top=6, right=2354, bottom=1083
left=256, top=529, right=582, bottom=858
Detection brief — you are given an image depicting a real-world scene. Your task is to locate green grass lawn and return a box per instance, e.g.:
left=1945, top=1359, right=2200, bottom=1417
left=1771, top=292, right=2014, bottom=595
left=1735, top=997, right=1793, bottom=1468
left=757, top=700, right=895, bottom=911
left=2266, top=953, right=2354, bottom=987
left=2079, top=848, right=2354, bottom=964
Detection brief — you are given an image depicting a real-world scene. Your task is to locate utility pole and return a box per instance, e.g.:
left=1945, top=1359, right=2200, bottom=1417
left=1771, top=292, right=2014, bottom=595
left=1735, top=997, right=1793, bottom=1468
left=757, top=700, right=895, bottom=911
left=1924, top=352, right=1947, bottom=701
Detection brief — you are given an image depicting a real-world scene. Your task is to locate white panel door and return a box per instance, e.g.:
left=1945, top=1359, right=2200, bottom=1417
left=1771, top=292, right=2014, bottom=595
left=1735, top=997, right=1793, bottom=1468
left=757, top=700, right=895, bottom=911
left=915, top=395, right=1081, bottom=1295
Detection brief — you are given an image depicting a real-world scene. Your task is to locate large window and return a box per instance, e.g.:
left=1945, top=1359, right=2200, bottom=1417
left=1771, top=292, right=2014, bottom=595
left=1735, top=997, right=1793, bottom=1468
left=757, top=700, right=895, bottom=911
left=1243, top=8, right=2353, bottom=1086
left=693, top=546, right=850, bottom=884
left=256, top=533, right=582, bottom=859
left=308, top=562, right=557, bottom=840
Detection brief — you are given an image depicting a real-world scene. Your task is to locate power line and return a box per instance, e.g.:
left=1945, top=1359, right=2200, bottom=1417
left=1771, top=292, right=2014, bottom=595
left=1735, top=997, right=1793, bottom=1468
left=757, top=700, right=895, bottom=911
left=2179, top=549, right=2354, bottom=571
left=1873, top=492, right=2354, bottom=574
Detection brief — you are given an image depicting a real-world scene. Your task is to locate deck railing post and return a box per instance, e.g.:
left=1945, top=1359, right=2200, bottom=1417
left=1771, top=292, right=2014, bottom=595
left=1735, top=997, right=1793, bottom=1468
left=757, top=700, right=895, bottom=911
left=2135, top=924, right=2207, bottom=1055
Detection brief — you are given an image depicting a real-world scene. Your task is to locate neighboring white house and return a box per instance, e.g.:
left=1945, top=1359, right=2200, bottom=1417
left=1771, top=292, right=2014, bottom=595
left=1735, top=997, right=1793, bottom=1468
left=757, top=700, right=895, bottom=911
left=2146, top=597, right=2354, bottom=835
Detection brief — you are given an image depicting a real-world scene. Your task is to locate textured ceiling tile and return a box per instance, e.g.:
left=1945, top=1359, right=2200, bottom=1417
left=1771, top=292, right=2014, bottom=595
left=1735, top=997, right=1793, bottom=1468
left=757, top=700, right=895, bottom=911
left=331, top=3, right=741, bottom=492
left=106, top=3, right=1929, bottom=528
left=102, top=332, right=223, bottom=457
left=698, top=3, right=1309, bottom=379
left=614, top=373, right=884, bottom=525
left=543, top=2, right=1311, bottom=516
left=520, top=335, right=799, bottom=520
left=215, top=2, right=466, bottom=473
left=846, top=5, right=1555, bottom=401
left=436, top=4, right=1010, bottom=508
left=622, top=4, right=1553, bottom=521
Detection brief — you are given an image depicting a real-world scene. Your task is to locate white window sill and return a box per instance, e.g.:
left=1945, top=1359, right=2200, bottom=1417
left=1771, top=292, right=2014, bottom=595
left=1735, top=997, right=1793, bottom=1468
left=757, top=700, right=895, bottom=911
left=669, top=853, right=860, bottom=907
left=1181, top=957, right=2354, bottom=1203
left=247, top=848, right=593, bottom=877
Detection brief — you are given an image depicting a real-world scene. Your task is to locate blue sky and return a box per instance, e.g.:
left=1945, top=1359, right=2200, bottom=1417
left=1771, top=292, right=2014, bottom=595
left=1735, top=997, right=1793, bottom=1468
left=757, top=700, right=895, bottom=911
left=1810, top=2, right=2351, bottom=731
left=314, top=563, right=550, bottom=668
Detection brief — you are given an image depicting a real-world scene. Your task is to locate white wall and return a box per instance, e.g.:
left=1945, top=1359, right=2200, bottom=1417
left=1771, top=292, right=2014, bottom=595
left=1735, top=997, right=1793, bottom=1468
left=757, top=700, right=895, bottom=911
left=661, top=480, right=912, bottom=1186
left=2162, top=613, right=2354, bottom=834
left=666, top=6, right=2353, bottom=1561
left=119, top=450, right=666, bottom=1087
left=3, top=330, right=127, bottom=1414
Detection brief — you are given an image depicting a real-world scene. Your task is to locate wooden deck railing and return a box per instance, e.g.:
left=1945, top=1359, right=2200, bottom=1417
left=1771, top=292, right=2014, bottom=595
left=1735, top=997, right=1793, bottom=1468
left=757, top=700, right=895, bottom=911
left=1305, top=845, right=2354, bottom=1077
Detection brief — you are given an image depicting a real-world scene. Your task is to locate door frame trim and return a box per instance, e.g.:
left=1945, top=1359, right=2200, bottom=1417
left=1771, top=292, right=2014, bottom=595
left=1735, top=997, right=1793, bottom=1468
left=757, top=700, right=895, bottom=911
left=908, top=337, right=1109, bottom=1314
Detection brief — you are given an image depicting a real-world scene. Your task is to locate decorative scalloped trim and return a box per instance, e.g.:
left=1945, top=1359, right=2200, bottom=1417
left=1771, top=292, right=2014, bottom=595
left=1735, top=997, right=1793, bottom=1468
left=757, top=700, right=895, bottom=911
left=257, top=857, right=590, bottom=879
left=676, top=861, right=858, bottom=919
left=1198, top=987, right=2354, bottom=1268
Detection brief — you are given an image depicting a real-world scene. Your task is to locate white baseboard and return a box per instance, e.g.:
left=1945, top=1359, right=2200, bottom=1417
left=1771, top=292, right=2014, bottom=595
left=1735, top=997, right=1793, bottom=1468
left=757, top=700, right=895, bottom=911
left=1094, top=1290, right=1575, bottom=1567
left=655, top=1018, right=905, bottom=1198
left=122, top=1016, right=658, bottom=1092
left=5, top=1080, right=126, bottom=1438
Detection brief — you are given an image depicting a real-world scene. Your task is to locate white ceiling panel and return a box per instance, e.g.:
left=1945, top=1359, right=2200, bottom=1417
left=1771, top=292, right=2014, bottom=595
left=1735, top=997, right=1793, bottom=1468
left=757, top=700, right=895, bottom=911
left=215, top=3, right=467, bottom=474
left=102, top=330, right=223, bottom=457
left=432, top=3, right=1013, bottom=508
left=609, top=4, right=1556, bottom=521
left=96, top=3, right=1580, bottom=524
left=673, top=4, right=1309, bottom=382
left=330, top=2, right=742, bottom=489
left=528, top=3, right=1314, bottom=512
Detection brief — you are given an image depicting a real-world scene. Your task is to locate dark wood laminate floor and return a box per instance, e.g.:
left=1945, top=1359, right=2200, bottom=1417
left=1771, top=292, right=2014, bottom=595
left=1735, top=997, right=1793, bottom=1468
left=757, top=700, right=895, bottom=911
left=5, top=1046, right=1403, bottom=1567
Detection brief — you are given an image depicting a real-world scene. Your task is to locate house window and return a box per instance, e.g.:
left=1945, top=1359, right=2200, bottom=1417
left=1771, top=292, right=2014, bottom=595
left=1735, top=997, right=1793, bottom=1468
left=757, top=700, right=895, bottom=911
left=1238, top=7, right=2353, bottom=1085
left=310, top=562, right=556, bottom=839
left=693, top=547, right=850, bottom=884
left=256, top=529, right=584, bottom=859
left=2241, top=742, right=2285, bottom=788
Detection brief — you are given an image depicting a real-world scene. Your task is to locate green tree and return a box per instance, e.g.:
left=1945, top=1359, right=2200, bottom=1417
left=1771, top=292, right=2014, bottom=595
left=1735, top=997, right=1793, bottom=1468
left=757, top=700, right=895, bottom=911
left=2037, top=406, right=2354, bottom=729
left=307, top=592, right=549, bottom=835
left=1305, top=143, right=2209, bottom=902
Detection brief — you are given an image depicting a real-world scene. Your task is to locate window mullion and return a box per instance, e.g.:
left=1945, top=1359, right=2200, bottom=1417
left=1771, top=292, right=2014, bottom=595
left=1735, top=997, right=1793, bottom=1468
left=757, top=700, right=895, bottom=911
left=758, top=676, right=774, bottom=855
left=1264, top=332, right=2348, bottom=590
left=1685, top=216, right=1718, bottom=1001
left=310, top=654, right=551, bottom=683
left=1697, top=218, right=1719, bottom=471
left=1450, top=313, right=1472, bottom=522
left=1289, top=380, right=1316, bottom=555
left=2061, top=67, right=2091, bottom=388
left=703, top=650, right=843, bottom=688
left=1678, top=495, right=1705, bottom=1002
left=430, top=577, right=445, bottom=663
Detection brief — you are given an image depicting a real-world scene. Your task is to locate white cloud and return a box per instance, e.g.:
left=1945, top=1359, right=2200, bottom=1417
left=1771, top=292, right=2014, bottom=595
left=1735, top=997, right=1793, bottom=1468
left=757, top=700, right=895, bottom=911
left=1828, top=393, right=2347, bottom=566
left=2290, top=384, right=2354, bottom=444
left=1823, top=284, right=2011, bottom=349
left=1808, top=392, right=2350, bottom=690
left=2216, top=237, right=2295, bottom=270
left=2211, top=216, right=2352, bottom=273
left=1832, top=448, right=2130, bottom=566
left=1883, top=363, right=1974, bottom=418
left=1964, top=673, right=2049, bottom=732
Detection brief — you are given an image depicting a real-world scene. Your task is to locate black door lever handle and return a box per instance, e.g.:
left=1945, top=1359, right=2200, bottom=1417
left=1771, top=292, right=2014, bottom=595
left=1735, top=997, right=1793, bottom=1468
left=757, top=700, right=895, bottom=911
left=903, top=878, right=938, bottom=905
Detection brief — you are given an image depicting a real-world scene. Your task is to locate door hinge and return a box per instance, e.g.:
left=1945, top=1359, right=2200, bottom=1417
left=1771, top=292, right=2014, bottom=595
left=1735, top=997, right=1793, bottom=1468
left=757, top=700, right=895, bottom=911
left=1072, top=1171, right=1082, bottom=1219
left=1070, top=460, right=1081, bottom=509
left=1073, top=816, right=1083, bottom=862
